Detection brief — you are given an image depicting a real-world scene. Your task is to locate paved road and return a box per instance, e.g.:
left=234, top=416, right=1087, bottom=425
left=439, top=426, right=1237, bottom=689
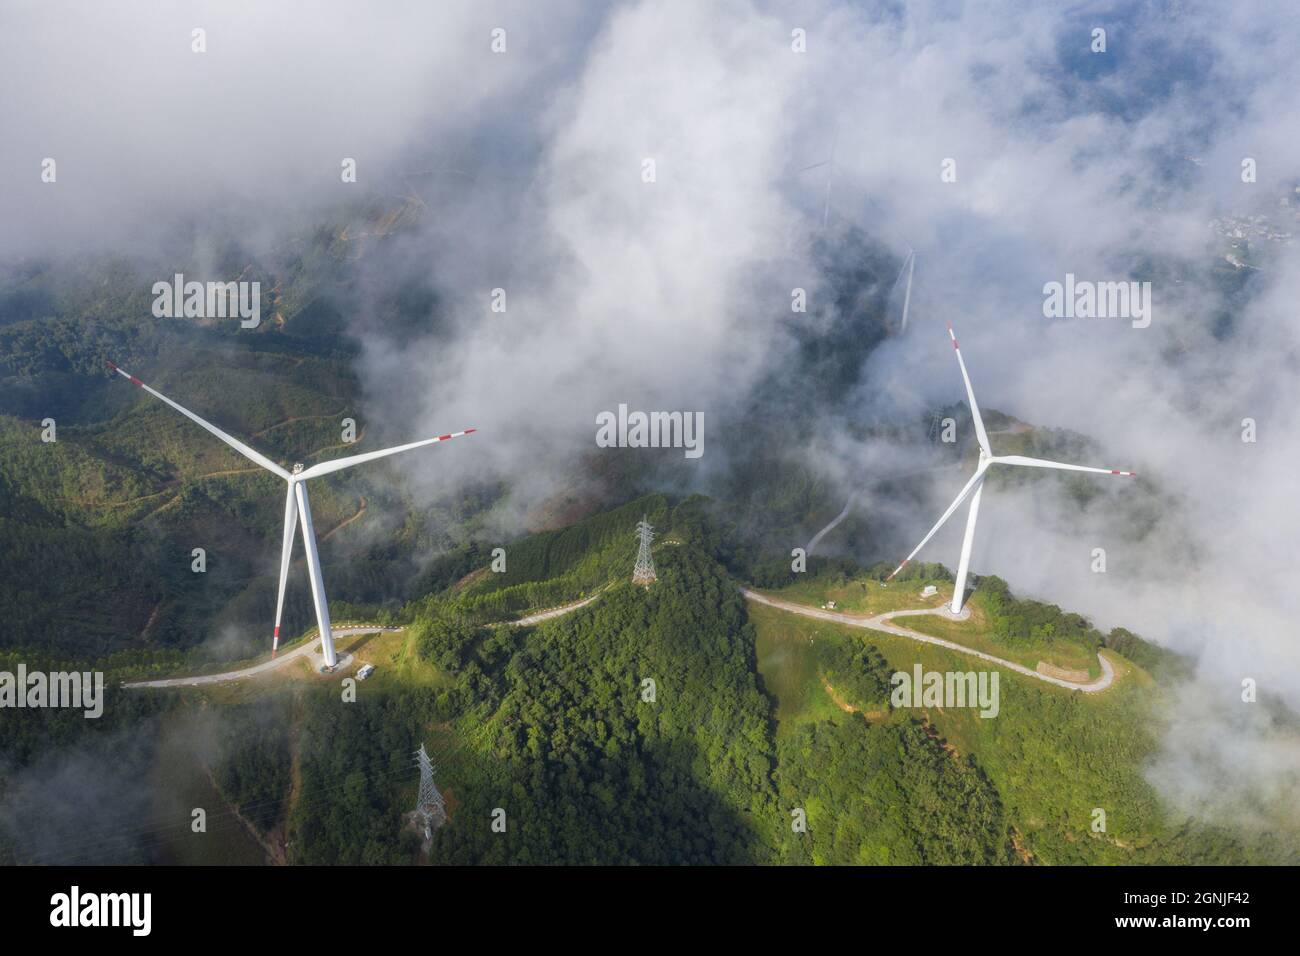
left=122, top=626, right=399, bottom=689
left=123, top=593, right=605, bottom=689
left=509, top=594, right=601, bottom=627
left=125, top=589, right=1111, bottom=694
left=740, top=588, right=1115, bottom=693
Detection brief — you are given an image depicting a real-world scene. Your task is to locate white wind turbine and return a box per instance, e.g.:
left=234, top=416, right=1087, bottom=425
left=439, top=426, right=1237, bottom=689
left=891, top=243, right=916, bottom=333
left=885, top=324, right=1135, bottom=614
left=107, top=361, right=474, bottom=669
left=797, top=126, right=839, bottom=231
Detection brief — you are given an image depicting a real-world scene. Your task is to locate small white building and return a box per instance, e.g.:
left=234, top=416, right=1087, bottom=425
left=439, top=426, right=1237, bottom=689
left=921, top=585, right=938, bottom=598
left=356, top=663, right=375, bottom=680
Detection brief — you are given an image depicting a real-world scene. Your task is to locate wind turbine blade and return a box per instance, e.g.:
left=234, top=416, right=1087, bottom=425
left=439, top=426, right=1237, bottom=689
left=899, top=252, right=914, bottom=332
left=891, top=250, right=911, bottom=289
left=298, top=428, right=475, bottom=480
left=106, top=361, right=290, bottom=480
left=994, top=454, right=1136, bottom=477
left=885, top=467, right=988, bottom=580
left=272, top=483, right=298, bottom=655
left=945, top=324, right=991, bottom=457
left=821, top=128, right=838, bottom=231
left=294, top=482, right=336, bottom=668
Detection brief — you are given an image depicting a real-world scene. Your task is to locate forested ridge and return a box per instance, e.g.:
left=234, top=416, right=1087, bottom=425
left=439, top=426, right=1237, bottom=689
left=3, top=495, right=1296, bottom=864
left=277, top=499, right=1201, bottom=865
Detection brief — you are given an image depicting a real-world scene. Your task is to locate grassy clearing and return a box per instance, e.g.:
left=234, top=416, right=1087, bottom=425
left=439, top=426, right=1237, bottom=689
left=747, top=598, right=1291, bottom=864
left=899, top=612, right=1100, bottom=678
left=759, top=572, right=1104, bottom=675
left=345, top=628, right=449, bottom=693
left=174, top=629, right=447, bottom=708
left=752, top=603, right=846, bottom=730
left=761, top=575, right=954, bottom=616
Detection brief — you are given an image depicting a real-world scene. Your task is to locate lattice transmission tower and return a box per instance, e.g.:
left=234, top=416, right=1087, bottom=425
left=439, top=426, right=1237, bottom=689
left=414, top=744, right=447, bottom=841
left=632, top=516, right=657, bottom=585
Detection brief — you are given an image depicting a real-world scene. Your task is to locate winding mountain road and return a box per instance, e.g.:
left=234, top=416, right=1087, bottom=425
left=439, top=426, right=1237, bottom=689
left=123, top=593, right=605, bottom=689
left=122, top=626, right=398, bottom=689
left=740, top=588, right=1115, bottom=693
left=509, top=594, right=602, bottom=627
left=123, top=585, right=1112, bottom=695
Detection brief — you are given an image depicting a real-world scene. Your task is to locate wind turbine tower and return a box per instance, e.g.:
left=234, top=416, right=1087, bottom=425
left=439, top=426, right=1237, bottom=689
left=107, top=361, right=474, bottom=669
left=797, top=126, right=839, bottom=232
left=898, top=248, right=915, bottom=332
left=885, top=324, right=1135, bottom=614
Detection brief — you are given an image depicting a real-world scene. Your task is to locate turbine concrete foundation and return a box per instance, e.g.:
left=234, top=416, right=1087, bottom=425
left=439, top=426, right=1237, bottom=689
left=307, top=647, right=353, bottom=674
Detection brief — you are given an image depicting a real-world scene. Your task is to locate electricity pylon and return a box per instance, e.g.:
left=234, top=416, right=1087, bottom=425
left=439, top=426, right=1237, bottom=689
left=414, top=744, right=446, bottom=841
left=632, top=517, right=657, bottom=585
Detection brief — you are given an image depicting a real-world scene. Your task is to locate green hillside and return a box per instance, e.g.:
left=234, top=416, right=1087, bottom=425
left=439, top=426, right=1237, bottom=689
left=0, top=244, right=504, bottom=661
left=6, top=496, right=1293, bottom=866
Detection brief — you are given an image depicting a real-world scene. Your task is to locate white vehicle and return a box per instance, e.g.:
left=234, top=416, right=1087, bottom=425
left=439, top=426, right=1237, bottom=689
left=356, top=664, right=375, bottom=680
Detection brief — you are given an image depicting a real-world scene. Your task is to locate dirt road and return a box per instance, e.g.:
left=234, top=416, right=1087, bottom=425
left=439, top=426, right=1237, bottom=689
left=122, top=626, right=398, bottom=689
left=740, top=588, right=1115, bottom=693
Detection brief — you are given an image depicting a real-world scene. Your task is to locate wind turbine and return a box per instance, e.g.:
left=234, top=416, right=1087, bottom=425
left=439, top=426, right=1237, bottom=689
left=884, top=324, right=1135, bottom=614
left=884, top=243, right=917, bottom=334
left=106, top=361, right=474, bottom=669
left=896, top=246, right=915, bottom=333
left=798, top=126, right=839, bottom=231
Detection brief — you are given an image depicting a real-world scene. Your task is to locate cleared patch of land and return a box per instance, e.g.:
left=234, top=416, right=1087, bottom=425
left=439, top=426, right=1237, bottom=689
left=743, top=589, right=1114, bottom=692
left=754, top=576, right=1104, bottom=677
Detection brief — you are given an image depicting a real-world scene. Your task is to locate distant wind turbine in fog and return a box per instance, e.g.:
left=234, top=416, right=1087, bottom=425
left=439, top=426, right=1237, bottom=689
left=885, top=324, right=1136, bottom=613
left=889, top=243, right=916, bottom=333
left=107, top=361, right=475, bottom=669
left=798, top=126, right=839, bottom=231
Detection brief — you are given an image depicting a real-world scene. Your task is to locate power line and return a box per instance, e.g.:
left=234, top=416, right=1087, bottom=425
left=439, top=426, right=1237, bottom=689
left=11, top=745, right=455, bottom=866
